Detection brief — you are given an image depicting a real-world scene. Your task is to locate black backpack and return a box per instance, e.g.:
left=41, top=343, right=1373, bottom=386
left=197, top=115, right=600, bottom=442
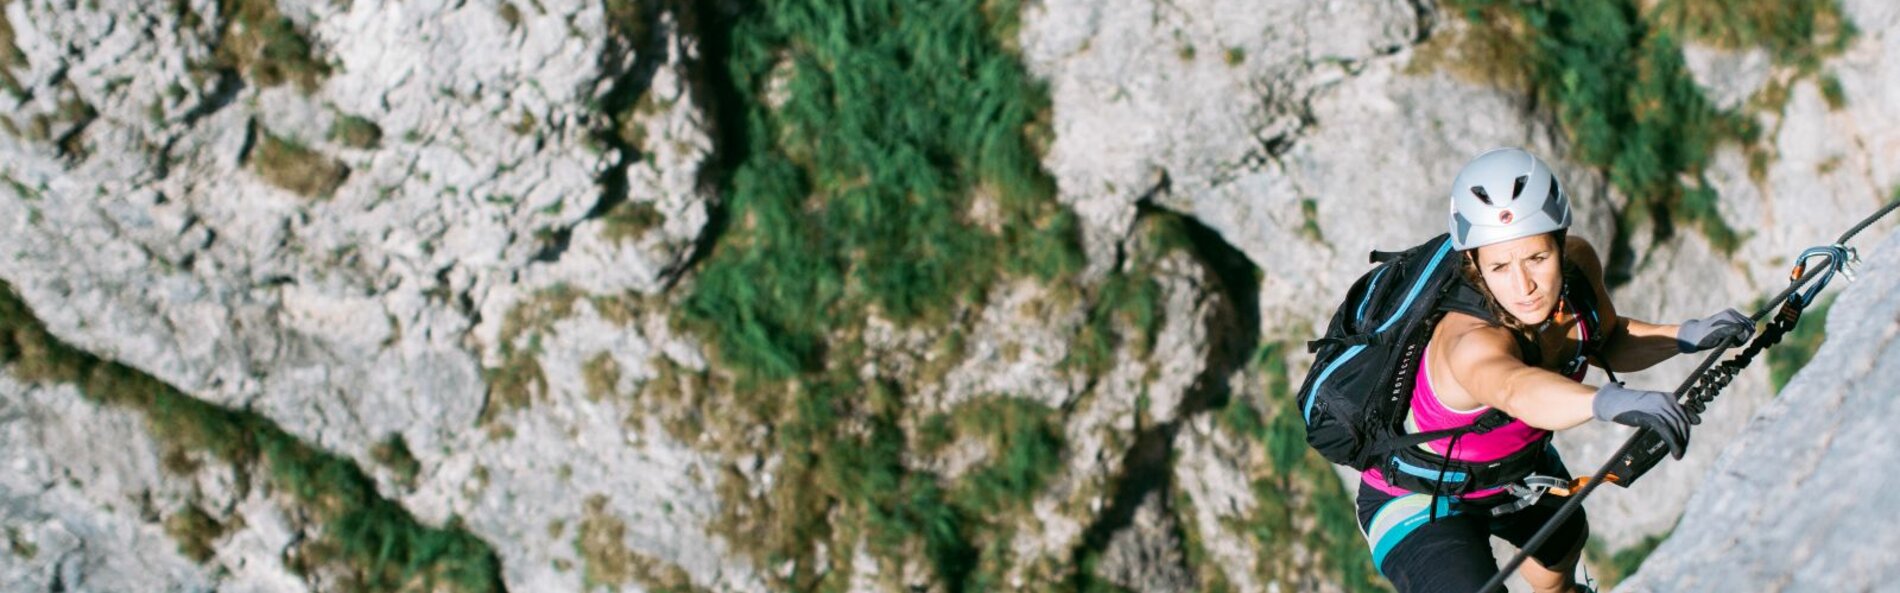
left=1295, top=234, right=1605, bottom=495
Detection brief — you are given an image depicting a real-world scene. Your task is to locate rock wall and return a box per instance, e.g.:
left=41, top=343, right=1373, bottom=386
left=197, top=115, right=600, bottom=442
left=1614, top=232, right=1900, bottom=591
left=1571, top=0, right=1900, bottom=549
left=1, top=1, right=740, bottom=591
left=1, top=374, right=301, bottom=592
left=0, top=0, right=1896, bottom=592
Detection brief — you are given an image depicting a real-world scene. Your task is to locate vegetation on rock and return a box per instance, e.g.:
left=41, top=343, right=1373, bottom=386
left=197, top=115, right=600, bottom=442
left=0, top=283, right=504, bottom=593
left=1434, top=0, right=1850, bottom=267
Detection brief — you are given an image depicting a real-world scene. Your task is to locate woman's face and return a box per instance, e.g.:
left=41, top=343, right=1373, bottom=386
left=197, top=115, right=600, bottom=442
left=1473, top=233, right=1563, bottom=326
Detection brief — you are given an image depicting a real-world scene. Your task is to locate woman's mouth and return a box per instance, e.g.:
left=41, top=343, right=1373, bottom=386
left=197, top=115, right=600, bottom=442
left=1515, top=296, right=1542, bottom=310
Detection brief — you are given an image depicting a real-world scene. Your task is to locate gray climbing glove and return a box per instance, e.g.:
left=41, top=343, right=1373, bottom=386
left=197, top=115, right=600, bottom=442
left=1593, top=383, right=1691, bottom=460
left=1676, top=308, right=1755, bottom=353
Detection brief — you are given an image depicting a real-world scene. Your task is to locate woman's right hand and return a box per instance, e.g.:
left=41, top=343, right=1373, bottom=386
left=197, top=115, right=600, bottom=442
left=1677, top=308, right=1755, bottom=353
left=1592, top=383, right=1692, bottom=459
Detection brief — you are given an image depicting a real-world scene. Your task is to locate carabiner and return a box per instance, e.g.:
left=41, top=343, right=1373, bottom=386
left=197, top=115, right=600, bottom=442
left=1489, top=475, right=1571, bottom=516
left=1792, top=245, right=1852, bottom=305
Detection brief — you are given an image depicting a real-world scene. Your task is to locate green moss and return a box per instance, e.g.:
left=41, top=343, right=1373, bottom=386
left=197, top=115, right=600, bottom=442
left=40, top=90, right=98, bottom=158
left=370, top=433, right=421, bottom=487
left=0, top=0, right=27, bottom=97
left=1585, top=530, right=1671, bottom=588
left=573, top=494, right=714, bottom=589
left=604, top=0, right=651, bottom=48
left=1769, top=294, right=1833, bottom=392
left=1067, top=271, right=1163, bottom=375
left=1817, top=155, right=1844, bottom=175
left=478, top=289, right=584, bottom=422
left=1076, top=554, right=1138, bottom=593
left=252, top=129, right=349, bottom=198
left=665, top=1, right=1224, bottom=590
left=1654, top=0, right=1853, bottom=73
left=581, top=352, right=621, bottom=402
left=575, top=495, right=636, bottom=590
left=1217, top=341, right=1386, bottom=592
left=6, top=526, right=35, bottom=560
left=1819, top=73, right=1847, bottom=110
left=0, top=283, right=502, bottom=592
left=592, top=0, right=659, bottom=165
left=498, top=2, right=522, bottom=30
left=1300, top=198, right=1324, bottom=243
left=1224, top=47, right=1246, bottom=66
left=164, top=505, right=227, bottom=563
left=329, top=114, right=383, bottom=149
left=2, top=173, right=39, bottom=200
left=682, top=0, right=1077, bottom=386
left=511, top=109, right=538, bottom=136
left=480, top=355, right=544, bottom=426
left=1066, top=214, right=1192, bottom=375
left=1172, top=487, right=1236, bottom=593
left=937, top=398, right=1063, bottom=517
left=600, top=200, right=665, bottom=244
left=212, top=0, right=332, bottom=92
left=1438, top=0, right=1848, bottom=258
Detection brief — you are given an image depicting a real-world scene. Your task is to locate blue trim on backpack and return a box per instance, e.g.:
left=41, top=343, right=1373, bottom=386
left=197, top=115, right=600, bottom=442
left=1392, top=456, right=1468, bottom=482
left=1306, top=344, right=1366, bottom=424
left=1375, top=241, right=1453, bottom=334
left=1303, top=241, right=1456, bottom=425
left=1355, top=266, right=1388, bottom=324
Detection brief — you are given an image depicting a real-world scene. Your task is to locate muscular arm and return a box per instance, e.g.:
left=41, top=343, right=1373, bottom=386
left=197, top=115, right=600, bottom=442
left=1445, top=320, right=1597, bottom=431
left=1565, top=237, right=1682, bottom=372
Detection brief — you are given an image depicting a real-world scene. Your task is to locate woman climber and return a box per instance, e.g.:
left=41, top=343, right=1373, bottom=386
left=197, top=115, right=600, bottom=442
left=1353, top=148, right=1755, bottom=593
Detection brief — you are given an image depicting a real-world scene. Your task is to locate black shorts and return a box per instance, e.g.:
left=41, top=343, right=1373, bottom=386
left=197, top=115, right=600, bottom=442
left=1355, top=455, right=1589, bottom=593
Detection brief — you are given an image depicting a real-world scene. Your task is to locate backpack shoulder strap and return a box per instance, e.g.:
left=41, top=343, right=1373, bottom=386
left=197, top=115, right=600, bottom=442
left=1562, top=262, right=1610, bottom=355
left=1437, top=275, right=1543, bottom=366
left=1436, top=274, right=1491, bottom=321
left=1363, top=408, right=1515, bottom=458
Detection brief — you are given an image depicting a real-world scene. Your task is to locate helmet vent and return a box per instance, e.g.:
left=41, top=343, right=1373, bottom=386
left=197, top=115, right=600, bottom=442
left=1471, top=186, right=1493, bottom=206
left=1511, top=175, right=1528, bottom=200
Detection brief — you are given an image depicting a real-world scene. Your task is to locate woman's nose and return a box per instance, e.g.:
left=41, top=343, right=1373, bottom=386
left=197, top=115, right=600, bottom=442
left=1512, top=264, right=1535, bottom=295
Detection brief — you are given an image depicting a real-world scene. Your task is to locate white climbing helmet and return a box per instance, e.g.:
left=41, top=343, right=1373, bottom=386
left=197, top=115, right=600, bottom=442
left=1447, top=147, right=1571, bottom=251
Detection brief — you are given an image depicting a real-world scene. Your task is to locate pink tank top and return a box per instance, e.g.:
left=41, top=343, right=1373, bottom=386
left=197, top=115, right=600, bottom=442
left=1361, top=340, right=1588, bottom=499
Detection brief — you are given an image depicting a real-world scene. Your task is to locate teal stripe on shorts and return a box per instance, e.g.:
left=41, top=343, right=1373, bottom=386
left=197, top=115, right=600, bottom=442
left=1363, top=493, right=1461, bottom=572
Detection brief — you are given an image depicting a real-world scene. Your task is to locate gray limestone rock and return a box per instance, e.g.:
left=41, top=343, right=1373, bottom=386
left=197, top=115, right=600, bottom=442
left=0, top=373, right=307, bottom=593
left=0, top=1, right=737, bottom=591
left=1576, top=0, right=1900, bottom=549
left=1018, top=0, right=1617, bottom=363
left=3, top=0, right=1900, bottom=590
left=1614, top=234, right=1900, bottom=591
left=1171, top=411, right=1267, bottom=593
left=1094, top=490, right=1195, bottom=593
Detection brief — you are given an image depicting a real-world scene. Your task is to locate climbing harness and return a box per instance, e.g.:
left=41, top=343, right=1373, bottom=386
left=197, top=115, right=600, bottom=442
left=1477, top=198, right=1900, bottom=593
left=1487, top=475, right=1573, bottom=517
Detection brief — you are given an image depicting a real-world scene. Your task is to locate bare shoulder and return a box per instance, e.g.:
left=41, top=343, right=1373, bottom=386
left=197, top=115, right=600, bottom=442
left=1430, top=312, right=1522, bottom=408
left=1437, top=312, right=1520, bottom=367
